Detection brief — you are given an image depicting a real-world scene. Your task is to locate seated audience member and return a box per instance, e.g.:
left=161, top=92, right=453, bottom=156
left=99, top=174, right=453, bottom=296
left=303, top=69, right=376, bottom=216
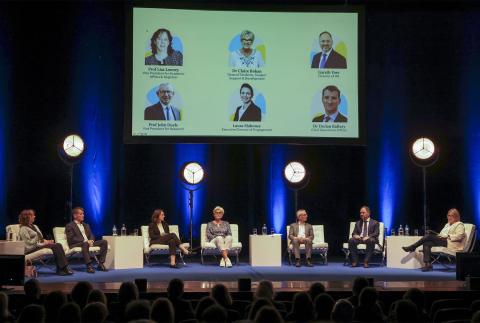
left=201, top=304, right=228, bottom=323
left=403, top=208, right=466, bottom=271
left=207, top=206, right=234, bottom=267
left=17, top=304, right=46, bottom=323
left=195, top=296, right=218, bottom=320
left=44, top=291, right=67, bottom=323
left=285, top=292, right=314, bottom=322
left=353, top=287, right=385, bottom=322
left=18, top=209, right=73, bottom=275
left=151, top=297, right=175, bottom=323
left=331, top=299, right=355, bottom=323
left=347, top=276, right=370, bottom=307
left=308, top=282, right=326, bottom=302
left=249, top=280, right=286, bottom=314
left=71, top=281, right=93, bottom=309
left=57, top=302, right=81, bottom=323
left=254, top=306, right=284, bottom=323
left=87, top=289, right=107, bottom=305
left=403, top=288, right=429, bottom=321
left=389, top=299, right=418, bottom=323
left=247, top=298, right=274, bottom=321
left=82, top=302, right=109, bottom=323
left=24, top=278, right=42, bottom=305
left=314, top=293, right=335, bottom=321
left=210, top=283, right=239, bottom=321
left=0, top=292, right=14, bottom=322
left=348, top=206, right=380, bottom=268
left=125, top=300, right=151, bottom=322
left=168, top=278, right=194, bottom=322
left=289, top=209, right=315, bottom=267
left=148, top=209, right=190, bottom=268
left=109, top=281, right=139, bottom=322
left=472, top=310, right=480, bottom=323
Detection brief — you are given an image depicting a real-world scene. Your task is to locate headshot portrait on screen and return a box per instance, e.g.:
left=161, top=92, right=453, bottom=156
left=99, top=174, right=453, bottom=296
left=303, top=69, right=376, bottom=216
left=311, top=31, right=347, bottom=69
left=144, top=83, right=181, bottom=121
left=145, top=28, right=183, bottom=66
left=233, top=83, right=261, bottom=122
left=312, top=85, right=348, bottom=123
left=229, top=30, right=265, bottom=68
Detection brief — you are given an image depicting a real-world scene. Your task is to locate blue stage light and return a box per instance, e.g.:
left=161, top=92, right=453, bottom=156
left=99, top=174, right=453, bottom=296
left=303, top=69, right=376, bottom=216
left=269, top=146, right=287, bottom=234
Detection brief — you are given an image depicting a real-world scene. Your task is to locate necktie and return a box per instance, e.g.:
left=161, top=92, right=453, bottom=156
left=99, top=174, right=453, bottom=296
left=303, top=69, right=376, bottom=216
left=165, top=107, right=170, bottom=120
left=325, top=116, right=331, bottom=122
left=362, top=221, right=368, bottom=237
left=319, top=53, right=327, bottom=68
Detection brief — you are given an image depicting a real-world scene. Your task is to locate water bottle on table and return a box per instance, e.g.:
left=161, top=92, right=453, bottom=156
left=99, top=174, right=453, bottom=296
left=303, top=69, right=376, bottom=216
left=121, top=224, right=127, bottom=236
left=262, top=224, right=267, bottom=235
left=112, top=225, right=117, bottom=236
left=398, top=225, right=404, bottom=236
left=405, top=225, right=410, bottom=236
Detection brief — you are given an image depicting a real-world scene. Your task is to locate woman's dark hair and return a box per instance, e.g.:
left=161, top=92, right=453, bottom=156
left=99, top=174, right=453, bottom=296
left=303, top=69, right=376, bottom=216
left=211, top=284, right=232, bottom=308
left=240, top=83, right=254, bottom=97
left=151, top=209, right=164, bottom=223
left=314, top=293, right=335, bottom=321
left=57, top=302, right=81, bottom=323
left=195, top=296, right=217, bottom=319
left=87, top=289, right=107, bottom=305
left=150, top=28, right=173, bottom=56
left=291, top=292, right=314, bottom=321
left=119, top=281, right=139, bottom=305
left=81, top=302, right=109, bottom=323
left=151, top=297, right=174, bottom=323
left=71, top=281, right=93, bottom=309
left=19, top=209, right=34, bottom=226
left=254, top=306, right=284, bottom=323
left=248, top=298, right=273, bottom=320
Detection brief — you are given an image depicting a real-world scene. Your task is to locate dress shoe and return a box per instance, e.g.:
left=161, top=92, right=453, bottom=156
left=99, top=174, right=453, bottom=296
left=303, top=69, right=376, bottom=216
left=86, top=265, right=95, bottom=274
left=363, top=261, right=369, bottom=268
left=97, top=263, right=108, bottom=272
left=351, top=262, right=358, bottom=267
left=306, top=259, right=314, bottom=267
left=421, top=263, right=433, bottom=272
left=402, top=246, right=415, bottom=252
left=169, top=263, right=178, bottom=269
left=57, top=267, right=74, bottom=276
left=295, top=259, right=301, bottom=267
left=225, top=257, right=233, bottom=268
left=220, top=258, right=226, bottom=267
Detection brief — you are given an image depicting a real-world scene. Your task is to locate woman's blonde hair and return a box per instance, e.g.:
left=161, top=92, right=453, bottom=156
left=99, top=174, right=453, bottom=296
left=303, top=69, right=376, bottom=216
left=447, top=208, right=461, bottom=221
left=213, top=206, right=224, bottom=215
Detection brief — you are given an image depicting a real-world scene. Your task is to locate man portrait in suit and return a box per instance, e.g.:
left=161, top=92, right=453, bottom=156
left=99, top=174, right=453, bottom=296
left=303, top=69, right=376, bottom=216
left=311, top=31, right=347, bottom=69
left=144, top=82, right=181, bottom=121
left=288, top=209, right=314, bottom=267
left=312, top=85, right=348, bottom=123
left=348, top=206, right=380, bottom=268
left=65, top=207, right=108, bottom=273
left=233, top=83, right=261, bottom=122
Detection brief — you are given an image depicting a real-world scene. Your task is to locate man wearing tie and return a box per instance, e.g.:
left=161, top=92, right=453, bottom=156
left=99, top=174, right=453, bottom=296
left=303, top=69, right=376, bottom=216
left=65, top=207, right=108, bottom=273
left=144, top=82, right=182, bottom=121
left=312, top=85, right=348, bottom=123
left=348, top=206, right=379, bottom=268
left=311, top=31, right=347, bottom=69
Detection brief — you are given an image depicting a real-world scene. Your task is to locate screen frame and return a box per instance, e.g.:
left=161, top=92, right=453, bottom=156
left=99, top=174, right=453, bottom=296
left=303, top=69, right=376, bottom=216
left=124, top=1, right=365, bottom=145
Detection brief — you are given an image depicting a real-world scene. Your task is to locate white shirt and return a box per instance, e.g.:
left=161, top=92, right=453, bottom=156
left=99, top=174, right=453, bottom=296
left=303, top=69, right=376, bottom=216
left=237, top=103, right=251, bottom=121
left=160, top=102, right=175, bottom=121
left=75, top=220, right=89, bottom=242
left=324, top=110, right=339, bottom=123
left=298, top=223, right=306, bottom=238
left=439, top=223, right=453, bottom=238
left=157, top=223, right=166, bottom=236
left=360, top=218, right=370, bottom=238
left=317, top=48, right=333, bottom=68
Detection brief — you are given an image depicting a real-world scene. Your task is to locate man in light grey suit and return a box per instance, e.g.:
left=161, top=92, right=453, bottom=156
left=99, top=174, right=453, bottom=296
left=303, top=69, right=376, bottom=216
left=289, top=209, right=314, bottom=267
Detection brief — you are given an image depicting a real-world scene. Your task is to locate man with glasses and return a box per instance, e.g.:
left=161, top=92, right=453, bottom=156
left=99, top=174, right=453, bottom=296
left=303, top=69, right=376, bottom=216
left=144, top=82, right=181, bottom=120
left=288, top=209, right=314, bottom=267
left=229, top=30, right=265, bottom=68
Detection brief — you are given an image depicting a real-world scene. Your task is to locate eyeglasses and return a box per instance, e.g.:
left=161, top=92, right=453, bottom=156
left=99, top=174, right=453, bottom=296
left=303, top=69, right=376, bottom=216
left=241, top=38, right=253, bottom=42
left=159, top=90, right=173, bottom=94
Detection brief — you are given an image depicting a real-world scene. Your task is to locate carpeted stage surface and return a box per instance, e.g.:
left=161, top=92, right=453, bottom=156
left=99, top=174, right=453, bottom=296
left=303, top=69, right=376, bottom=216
left=34, top=261, right=456, bottom=284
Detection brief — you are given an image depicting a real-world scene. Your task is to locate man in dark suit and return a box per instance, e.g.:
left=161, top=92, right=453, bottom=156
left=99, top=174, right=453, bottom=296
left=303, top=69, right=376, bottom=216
left=288, top=209, right=314, bottom=267
left=311, top=31, right=347, bottom=69
left=144, top=82, right=181, bottom=120
left=348, top=206, right=379, bottom=268
left=233, top=83, right=261, bottom=122
left=65, top=207, right=108, bottom=273
left=312, top=85, right=348, bottom=123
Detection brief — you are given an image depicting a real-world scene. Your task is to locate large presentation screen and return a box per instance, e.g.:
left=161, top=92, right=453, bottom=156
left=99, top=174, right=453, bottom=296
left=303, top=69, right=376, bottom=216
left=125, top=5, right=364, bottom=144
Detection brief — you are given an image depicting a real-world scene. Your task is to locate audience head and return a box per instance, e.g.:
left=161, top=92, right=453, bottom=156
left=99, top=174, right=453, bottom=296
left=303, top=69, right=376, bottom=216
left=71, top=281, right=93, bottom=309
left=151, top=297, right=174, bottom=323
left=44, top=290, right=67, bottom=322
left=392, top=299, right=418, bottom=322
left=309, top=282, right=326, bottom=300
left=255, top=280, right=274, bottom=300
left=125, top=300, right=151, bottom=322
left=17, top=304, right=46, bottom=323
left=210, top=283, right=232, bottom=308
left=119, top=281, right=139, bottom=305
left=352, top=276, right=370, bottom=296
left=291, top=291, right=314, bottom=321
left=331, top=299, right=354, bottom=323
left=0, top=292, right=9, bottom=318
left=254, top=306, right=284, bottom=323
left=472, top=310, right=480, bottom=323
left=24, top=278, right=41, bottom=301
left=57, top=302, right=81, bottom=323
left=248, top=298, right=273, bottom=320
left=196, top=296, right=218, bottom=319
left=314, top=293, right=335, bottom=320
left=358, top=287, right=378, bottom=307
left=167, top=278, right=184, bottom=299
left=87, top=289, right=107, bottom=305
left=82, top=302, right=109, bottom=323
left=201, top=304, right=228, bottom=323
left=403, top=288, right=425, bottom=312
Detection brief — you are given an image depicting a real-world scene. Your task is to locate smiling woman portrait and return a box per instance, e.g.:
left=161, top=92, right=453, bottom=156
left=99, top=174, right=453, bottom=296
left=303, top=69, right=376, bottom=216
left=233, top=83, right=261, bottom=122
left=145, top=28, right=183, bottom=66
left=229, top=30, right=264, bottom=68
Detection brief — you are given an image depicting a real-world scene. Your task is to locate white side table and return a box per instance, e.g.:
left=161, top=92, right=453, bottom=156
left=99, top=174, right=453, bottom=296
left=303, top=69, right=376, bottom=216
left=386, top=236, right=423, bottom=269
left=0, top=241, right=25, bottom=255
left=249, top=234, right=282, bottom=267
left=103, top=236, right=144, bottom=269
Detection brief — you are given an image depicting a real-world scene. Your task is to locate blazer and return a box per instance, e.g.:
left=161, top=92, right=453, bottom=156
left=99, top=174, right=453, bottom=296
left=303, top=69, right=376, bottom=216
left=233, top=102, right=261, bottom=122
left=148, top=221, right=170, bottom=244
left=311, top=49, right=347, bottom=69
left=288, top=222, right=314, bottom=241
left=65, top=221, right=95, bottom=247
left=18, top=225, right=44, bottom=253
left=312, top=112, right=348, bottom=123
left=144, top=102, right=181, bottom=121
left=352, top=218, right=380, bottom=243
left=441, top=221, right=466, bottom=251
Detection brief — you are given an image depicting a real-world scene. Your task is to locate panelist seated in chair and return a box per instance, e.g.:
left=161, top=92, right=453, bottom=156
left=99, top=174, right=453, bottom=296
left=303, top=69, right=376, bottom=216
left=65, top=207, right=108, bottom=273
left=18, top=209, right=73, bottom=276
left=207, top=206, right=233, bottom=268
left=402, top=208, right=466, bottom=272
left=348, top=206, right=379, bottom=268
left=148, top=209, right=190, bottom=268
left=289, top=209, right=314, bottom=267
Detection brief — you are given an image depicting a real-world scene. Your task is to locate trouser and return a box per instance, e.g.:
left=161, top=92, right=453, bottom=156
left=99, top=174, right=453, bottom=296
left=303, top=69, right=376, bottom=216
left=291, top=238, right=312, bottom=259
left=348, top=237, right=376, bottom=263
left=408, top=233, right=447, bottom=262
left=28, top=243, right=68, bottom=270
left=70, top=240, right=108, bottom=265
left=151, top=233, right=182, bottom=255
left=210, top=235, right=233, bottom=252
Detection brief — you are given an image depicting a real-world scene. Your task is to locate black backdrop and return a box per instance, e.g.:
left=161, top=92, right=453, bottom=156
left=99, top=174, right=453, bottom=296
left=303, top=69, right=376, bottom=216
left=1, top=0, right=479, bottom=257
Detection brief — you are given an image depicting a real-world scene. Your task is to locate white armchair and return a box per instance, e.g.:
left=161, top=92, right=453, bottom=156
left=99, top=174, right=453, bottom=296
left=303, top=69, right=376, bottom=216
left=200, top=223, right=242, bottom=265
left=286, top=225, right=329, bottom=265
left=141, top=225, right=190, bottom=265
left=342, top=221, right=386, bottom=266
left=53, top=227, right=105, bottom=261
left=430, top=223, right=477, bottom=266
left=7, top=224, right=53, bottom=265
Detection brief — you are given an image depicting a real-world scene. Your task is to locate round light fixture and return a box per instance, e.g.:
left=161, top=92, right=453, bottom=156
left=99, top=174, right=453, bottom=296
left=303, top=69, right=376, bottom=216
left=284, top=161, right=306, bottom=184
left=412, top=137, right=435, bottom=160
left=63, top=134, right=85, bottom=158
left=181, top=162, right=205, bottom=185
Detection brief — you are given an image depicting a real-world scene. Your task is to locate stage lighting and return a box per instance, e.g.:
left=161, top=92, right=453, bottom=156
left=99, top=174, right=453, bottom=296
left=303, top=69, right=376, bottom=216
left=62, top=134, right=85, bottom=160
left=411, top=137, right=435, bottom=161
left=284, top=161, right=306, bottom=184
